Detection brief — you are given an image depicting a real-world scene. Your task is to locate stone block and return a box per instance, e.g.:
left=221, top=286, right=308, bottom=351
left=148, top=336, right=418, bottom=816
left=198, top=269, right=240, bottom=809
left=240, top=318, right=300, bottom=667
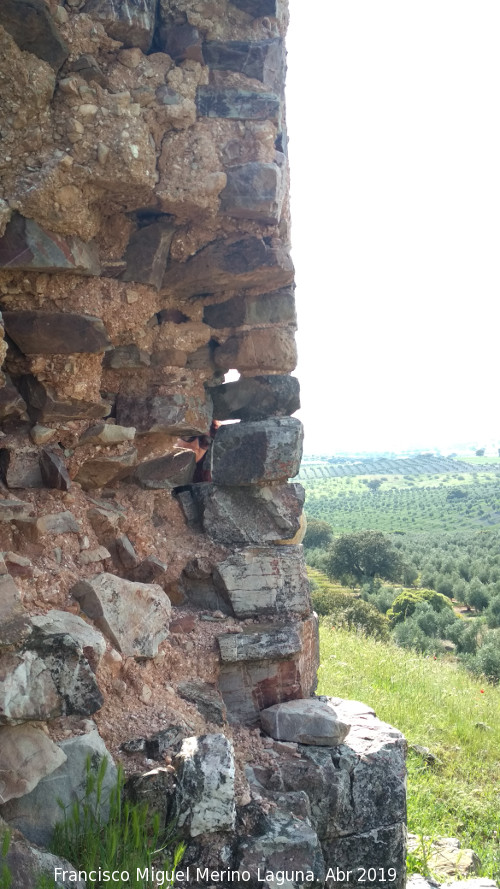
left=39, top=448, right=71, bottom=491
left=129, top=555, right=168, bottom=586
left=218, top=626, right=302, bottom=663
left=197, top=87, right=280, bottom=121
left=203, top=39, right=283, bottom=85
left=158, top=24, right=203, bottom=63
left=236, top=808, right=325, bottom=888
left=2, top=311, right=110, bottom=355
left=214, top=546, right=310, bottom=619
left=210, top=375, right=300, bottom=421
left=18, top=375, right=111, bottom=422
left=229, top=0, right=278, bottom=17
left=0, top=0, right=69, bottom=71
left=82, top=0, right=157, bottom=51
left=69, top=53, right=107, bottom=86
left=162, top=236, right=293, bottom=299
left=0, top=443, right=43, bottom=489
left=30, top=610, right=106, bottom=672
left=260, top=699, right=351, bottom=746
left=103, top=344, right=150, bottom=369
left=220, top=162, right=282, bottom=224
left=36, top=511, right=81, bottom=535
left=1, top=729, right=117, bottom=848
left=179, top=559, right=231, bottom=614
left=213, top=328, right=298, bottom=374
left=0, top=215, right=100, bottom=274
left=134, top=449, right=195, bottom=489
left=116, top=394, right=212, bottom=436
left=0, top=724, right=67, bottom=804
left=0, top=499, right=34, bottom=522
left=77, top=423, right=136, bottom=447
left=211, top=417, right=303, bottom=485
left=125, top=767, right=176, bottom=825
left=174, top=734, right=236, bottom=837
left=179, top=482, right=305, bottom=547
left=203, top=287, right=296, bottom=329
left=71, top=572, right=171, bottom=658
left=120, top=222, right=175, bottom=290
left=177, top=680, right=227, bottom=726
left=75, top=448, right=138, bottom=490
left=323, top=824, right=406, bottom=889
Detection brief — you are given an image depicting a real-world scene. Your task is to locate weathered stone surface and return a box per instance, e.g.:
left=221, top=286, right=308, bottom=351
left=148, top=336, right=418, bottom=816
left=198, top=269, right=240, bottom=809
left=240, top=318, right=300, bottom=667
left=0, top=724, right=67, bottom=803
left=203, top=287, right=296, bottom=329
left=102, top=344, right=150, bottom=369
left=39, top=448, right=71, bottom=491
left=179, top=559, right=231, bottom=614
left=177, top=680, right=227, bottom=726
left=0, top=376, right=28, bottom=422
left=121, top=221, right=175, bottom=290
left=0, top=215, right=100, bottom=274
left=142, top=725, right=189, bottom=760
left=0, top=631, right=103, bottom=724
left=1, top=728, right=117, bottom=847
left=260, top=699, right=351, bottom=747
left=0, top=573, right=24, bottom=641
left=174, top=734, right=236, bottom=837
left=134, top=449, right=195, bottom=489
left=82, top=0, right=157, bottom=51
left=212, top=418, right=303, bottom=485
left=229, top=0, right=278, bottom=17
left=214, top=328, right=298, bottom=374
left=125, top=767, right=176, bottom=825
left=179, top=482, right=305, bottom=546
left=203, top=39, right=283, bottom=86
left=407, top=836, right=480, bottom=880
left=69, top=52, right=107, bottom=86
left=323, top=824, right=406, bottom=889
left=71, top=572, right=171, bottom=657
left=162, top=237, right=293, bottom=299
left=78, top=423, right=136, bottom=447
left=18, top=375, right=111, bottom=422
left=2, top=311, right=110, bottom=355
left=87, top=504, right=124, bottom=544
left=116, top=394, right=212, bottom=436
left=78, top=545, right=111, bottom=565
left=0, top=817, right=86, bottom=889
left=36, top=511, right=80, bottom=534
left=214, top=546, right=310, bottom=619
left=210, top=375, right=300, bottom=421
left=0, top=498, right=33, bottom=522
left=30, top=610, right=106, bottom=672
left=110, top=533, right=140, bottom=570
left=220, top=163, right=282, bottom=224
left=75, top=448, right=138, bottom=490
left=158, top=24, right=203, bottom=63
left=218, top=626, right=302, bottom=664
left=197, top=88, right=280, bottom=122
left=236, top=808, right=325, bottom=888
left=0, top=443, right=43, bottom=489
left=0, top=0, right=68, bottom=71
left=129, top=555, right=168, bottom=586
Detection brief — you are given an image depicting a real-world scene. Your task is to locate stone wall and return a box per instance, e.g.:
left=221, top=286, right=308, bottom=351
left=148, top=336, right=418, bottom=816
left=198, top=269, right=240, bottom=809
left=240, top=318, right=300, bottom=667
left=0, top=2, right=407, bottom=888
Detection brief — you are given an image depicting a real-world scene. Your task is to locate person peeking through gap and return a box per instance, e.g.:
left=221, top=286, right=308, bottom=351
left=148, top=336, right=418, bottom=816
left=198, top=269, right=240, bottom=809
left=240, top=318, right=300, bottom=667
left=176, top=420, right=220, bottom=482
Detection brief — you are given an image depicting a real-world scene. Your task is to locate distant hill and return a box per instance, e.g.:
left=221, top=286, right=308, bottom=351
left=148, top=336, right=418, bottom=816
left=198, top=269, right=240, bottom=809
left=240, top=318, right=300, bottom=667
left=297, top=454, right=491, bottom=480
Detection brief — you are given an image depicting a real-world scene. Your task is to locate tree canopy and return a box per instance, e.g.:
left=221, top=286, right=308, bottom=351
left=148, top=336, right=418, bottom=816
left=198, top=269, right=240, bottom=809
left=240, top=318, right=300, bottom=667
left=303, top=518, right=333, bottom=549
left=325, top=530, right=402, bottom=586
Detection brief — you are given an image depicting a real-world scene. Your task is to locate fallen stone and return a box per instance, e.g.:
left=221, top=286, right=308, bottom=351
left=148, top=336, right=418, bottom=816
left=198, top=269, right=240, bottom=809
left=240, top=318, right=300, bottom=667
left=162, top=236, right=293, bottom=299
left=116, top=394, right=212, bottom=436
left=39, top=448, right=71, bottom=491
left=220, top=162, right=282, bottom=224
left=71, top=572, right=171, bottom=658
left=87, top=502, right=125, bottom=545
left=213, top=328, right=298, bottom=374
left=174, top=734, right=236, bottom=836
left=36, top=511, right=80, bottom=534
left=18, top=375, right=111, bottom=422
left=260, top=699, right=351, bottom=746
left=0, top=499, right=34, bottom=522
left=229, top=0, right=278, bottom=17
left=170, top=614, right=196, bottom=634
left=177, top=680, right=227, bottom=726
left=1, top=728, right=117, bottom=847
left=179, top=482, right=305, bottom=546
left=407, top=835, right=480, bottom=880
left=69, top=52, right=107, bottom=86
left=0, top=817, right=86, bottom=889
left=158, top=24, right=203, bottom=63
left=134, top=450, right=195, bottom=489
left=75, top=448, right=138, bottom=489
left=78, top=545, right=111, bottom=565
left=203, top=39, right=283, bottom=85
left=77, top=422, right=136, bottom=447
left=144, top=725, right=189, bottom=759
left=0, top=631, right=103, bottom=724
left=120, top=221, right=175, bottom=290
left=2, top=552, right=33, bottom=578
left=0, top=724, right=67, bottom=804
left=0, top=376, right=28, bottom=422
left=0, top=215, right=100, bottom=274
left=82, top=0, right=157, bottom=51
left=129, top=555, right=168, bottom=586
left=0, top=443, right=43, bottom=489
left=236, top=807, right=325, bottom=888
left=203, top=287, right=296, bottom=329
left=214, top=546, right=310, bottom=619
left=30, top=610, right=106, bottom=671
left=218, top=626, right=302, bottom=663
left=103, top=344, right=150, bottom=369
left=210, top=375, right=300, bottom=421
left=111, top=534, right=140, bottom=570
left=211, top=417, right=303, bottom=485
left=2, top=311, right=110, bottom=354
left=197, top=87, right=280, bottom=121
left=0, top=0, right=69, bottom=71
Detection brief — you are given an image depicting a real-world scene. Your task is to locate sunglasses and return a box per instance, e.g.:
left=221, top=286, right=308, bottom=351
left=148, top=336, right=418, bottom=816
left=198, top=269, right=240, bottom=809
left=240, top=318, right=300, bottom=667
left=181, top=435, right=211, bottom=448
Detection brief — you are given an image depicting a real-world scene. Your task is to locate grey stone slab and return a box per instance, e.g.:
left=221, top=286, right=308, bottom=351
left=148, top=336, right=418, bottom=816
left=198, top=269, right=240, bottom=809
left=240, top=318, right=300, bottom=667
left=0, top=215, right=100, bottom=274
left=203, top=287, right=296, bottom=329
left=210, top=375, right=300, bottom=421
left=260, top=699, right=351, bottom=746
left=218, top=626, right=302, bottom=663
left=220, top=162, right=282, bottom=224
left=211, top=417, right=303, bottom=485
left=203, top=39, right=283, bottom=86
left=213, top=546, right=310, bottom=619
left=121, top=222, right=175, bottom=290
left=0, top=0, right=68, bottom=71
left=2, top=311, right=110, bottom=355
left=116, top=393, right=212, bottom=436
left=174, top=734, right=235, bottom=837
left=236, top=807, right=325, bottom=888
left=82, top=0, right=156, bottom=51
left=197, top=87, right=280, bottom=121
left=229, top=0, right=278, bottom=17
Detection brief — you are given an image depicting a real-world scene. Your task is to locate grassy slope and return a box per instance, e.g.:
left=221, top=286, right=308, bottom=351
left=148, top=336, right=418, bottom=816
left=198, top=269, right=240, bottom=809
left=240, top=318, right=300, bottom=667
left=318, top=627, right=500, bottom=881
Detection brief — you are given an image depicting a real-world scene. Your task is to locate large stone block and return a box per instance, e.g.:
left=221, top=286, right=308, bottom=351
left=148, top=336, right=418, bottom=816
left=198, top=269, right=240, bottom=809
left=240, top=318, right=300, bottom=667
left=177, top=482, right=305, bottom=546
left=214, top=546, right=310, bottom=619
left=102, top=344, right=150, bottom=369
left=210, top=375, right=300, bottom=421
left=213, top=328, right=297, bottom=374
left=203, top=287, right=296, bottom=329
left=157, top=24, right=203, bottom=63
left=174, top=734, right=236, bottom=837
left=203, top=39, right=283, bottom=86
left=18, top=376, right=111, bottom=422
left=30, top=610, right=106, bottom=672
left=218, top=625, right=302, bottom=663
left=82, top=0, right=157, bottom=51
left=121, top=221, right=175, bottom=290
left=162, top=237, right=293, bottom=299
left=260, top=699, right=351, bottom=746
left=0, top=215, right=100, bottom=275
left=0, top=0, right=68, bottom=71
left=75, top=448, right=138, bottom=490
left=177, top=680, right=227, bottom=726
left=236, top=808, right=325, bottom=889
left=220, top=163, right=282, bottom=224
left=2, top=312, right=110, bottom=355
left=229, top=0, right=278, bottom=17
left=211, top=417, right=303, bottom=485
left=0, top=442, right=43, bottom=488
left=197, top=87, right=280, bottom=121
left=323, top=824, right=406, bottom=889
left=134, top=449, right=195, bottom=489
left=0, top=724, right=67, bottom=804
left=116, top=393, right=212, bottom=436
left=71, top=572, right=171, bottom=658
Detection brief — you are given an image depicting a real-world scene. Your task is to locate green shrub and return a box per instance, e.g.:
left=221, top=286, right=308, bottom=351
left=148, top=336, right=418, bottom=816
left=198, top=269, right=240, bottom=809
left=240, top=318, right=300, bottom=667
left=387, top=589, right=455, bottom=625
left=461, top=633, right=500, bottom=683
left=321, top=599, right=390, bottom=641
left=393, top=617, right=444, bottom=654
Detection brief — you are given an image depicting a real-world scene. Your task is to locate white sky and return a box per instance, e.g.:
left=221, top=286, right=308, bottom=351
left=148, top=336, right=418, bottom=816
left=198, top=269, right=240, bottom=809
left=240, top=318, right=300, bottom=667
left=286, top=1, right=500, bottom=454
